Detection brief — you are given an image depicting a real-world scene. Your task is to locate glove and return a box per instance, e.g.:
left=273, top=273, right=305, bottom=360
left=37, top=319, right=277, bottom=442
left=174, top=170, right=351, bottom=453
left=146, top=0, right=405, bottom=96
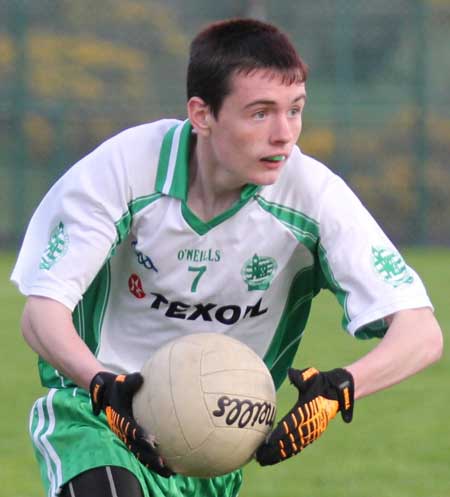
left=90, top=371, right=174, bottom=477
left=256, top=367, right=354, bottom=466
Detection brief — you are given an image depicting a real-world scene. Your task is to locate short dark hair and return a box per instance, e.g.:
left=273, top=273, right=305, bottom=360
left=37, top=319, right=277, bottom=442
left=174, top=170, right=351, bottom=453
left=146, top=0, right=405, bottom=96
left=187, top=18, right=308, bottom=117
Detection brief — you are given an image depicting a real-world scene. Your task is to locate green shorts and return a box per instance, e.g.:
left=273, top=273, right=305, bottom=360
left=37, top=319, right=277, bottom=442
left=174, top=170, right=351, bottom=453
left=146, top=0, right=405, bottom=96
left=29, top=387, right=243, bottom=497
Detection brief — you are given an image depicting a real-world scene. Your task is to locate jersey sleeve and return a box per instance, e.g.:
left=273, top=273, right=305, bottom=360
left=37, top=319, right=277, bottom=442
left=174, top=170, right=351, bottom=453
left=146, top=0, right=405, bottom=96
left=11, top=136, right=132, bottom=311
left=317, top=176, right=433, bottom=338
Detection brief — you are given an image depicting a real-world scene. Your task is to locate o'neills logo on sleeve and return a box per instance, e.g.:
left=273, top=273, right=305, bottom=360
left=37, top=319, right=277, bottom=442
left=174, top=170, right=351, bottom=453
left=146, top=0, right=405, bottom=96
left=40, top=221, right=69, bottom=270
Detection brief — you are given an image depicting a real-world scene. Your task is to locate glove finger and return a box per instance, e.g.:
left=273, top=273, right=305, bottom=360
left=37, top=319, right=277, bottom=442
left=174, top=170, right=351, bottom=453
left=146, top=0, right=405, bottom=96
left=264, top=399, right=327, bottom=456
left=255, top=441, right=284, bottom=466
left=268, top=396, right=308, bottom=443
left=266, top=414, right=294, bottom=444
left=257, top=426, right=301, bottom=464
left=122, top=372, right=144, bottom=394
left=131, top=437, right=175, bottom=477
left=255, top=410, right=301, bottom=466
left=115, top=412, right=148, bottom=443
left=92, top=398, right=103, bottom=416
left=288, top=367, right=319, bottom=391
left=154, top=465, right=175, bottom=478
left=110, top=373, right=143, bottom=410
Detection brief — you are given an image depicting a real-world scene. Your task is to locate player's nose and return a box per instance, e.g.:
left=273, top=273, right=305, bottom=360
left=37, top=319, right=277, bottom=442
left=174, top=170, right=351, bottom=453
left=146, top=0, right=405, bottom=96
left=270, top=115, right=295, bottom=144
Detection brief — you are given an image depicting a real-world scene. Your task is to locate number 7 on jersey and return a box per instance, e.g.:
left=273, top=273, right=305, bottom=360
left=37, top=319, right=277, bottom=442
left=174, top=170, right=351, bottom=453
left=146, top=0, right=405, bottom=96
left=188, top=265, right=207, bottom=292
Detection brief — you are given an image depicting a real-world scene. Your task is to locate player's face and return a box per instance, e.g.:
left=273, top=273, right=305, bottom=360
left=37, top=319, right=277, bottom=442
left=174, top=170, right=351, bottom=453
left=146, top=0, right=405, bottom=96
left=208, top=70, right=306, bottom=187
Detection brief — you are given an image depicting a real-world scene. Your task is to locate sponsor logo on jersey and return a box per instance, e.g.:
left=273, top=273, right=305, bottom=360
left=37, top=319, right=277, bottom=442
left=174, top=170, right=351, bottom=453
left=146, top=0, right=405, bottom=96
left=241, top=254, right=277, bottom=291
left=132, top=240, right=158, bottom=272
left=128, top=273, right=146, bottom=298
left=40, top=221, right=69, bottom=270
left=177, top=248, right=221, bottom=263
left=371, top=246, right=414, bottom=287
left=149, top=292, right=268, bottom=325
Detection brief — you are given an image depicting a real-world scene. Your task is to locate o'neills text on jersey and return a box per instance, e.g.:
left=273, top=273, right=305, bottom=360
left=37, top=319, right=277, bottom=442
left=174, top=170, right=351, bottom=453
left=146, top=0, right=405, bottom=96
left=177, top=248, right=221, bottom=262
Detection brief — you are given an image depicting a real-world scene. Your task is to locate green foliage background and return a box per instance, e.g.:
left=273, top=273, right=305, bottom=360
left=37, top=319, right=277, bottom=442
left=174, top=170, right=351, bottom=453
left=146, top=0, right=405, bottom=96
left=2, top=248, right=449, bottom=497
left=1, top=0, right=450, bottom=247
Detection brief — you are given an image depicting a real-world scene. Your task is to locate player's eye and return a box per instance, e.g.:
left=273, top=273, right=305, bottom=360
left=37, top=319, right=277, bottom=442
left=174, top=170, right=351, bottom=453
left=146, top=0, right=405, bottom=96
left=253, top=111, right=267, bottom=121
left=288, top=107, right=302, bottom=117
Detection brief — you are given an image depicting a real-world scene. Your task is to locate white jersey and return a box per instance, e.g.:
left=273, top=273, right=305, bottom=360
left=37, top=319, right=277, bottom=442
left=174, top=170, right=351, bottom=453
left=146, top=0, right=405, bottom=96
left=11, top=119, right=432, bottom=388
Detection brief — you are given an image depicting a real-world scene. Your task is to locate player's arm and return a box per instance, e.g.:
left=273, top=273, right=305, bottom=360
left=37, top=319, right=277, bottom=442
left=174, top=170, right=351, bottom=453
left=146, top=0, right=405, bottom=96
left=256, top=307, right=443, bottom=466
left=21, top=295, right=174, bottom=477
left=21, top=295, right=102, bottom=389
left=345, top=306, right=443, bottom=399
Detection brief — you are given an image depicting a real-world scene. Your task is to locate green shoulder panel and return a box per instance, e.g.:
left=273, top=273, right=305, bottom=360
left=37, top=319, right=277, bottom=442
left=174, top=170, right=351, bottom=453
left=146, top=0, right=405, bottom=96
left=263, top=265, right=316, bottom=389
left=254, top=196, right=318, bottom=387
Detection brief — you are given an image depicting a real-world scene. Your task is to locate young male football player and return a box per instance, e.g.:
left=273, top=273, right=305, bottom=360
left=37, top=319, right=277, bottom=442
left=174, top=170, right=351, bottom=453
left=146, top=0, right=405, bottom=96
left=11, top=18, right=442, bottom=497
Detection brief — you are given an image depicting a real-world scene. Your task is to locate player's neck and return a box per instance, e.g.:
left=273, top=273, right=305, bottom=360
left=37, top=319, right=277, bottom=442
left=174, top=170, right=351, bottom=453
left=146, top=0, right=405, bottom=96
left=187, top=142, right=242, bottom=222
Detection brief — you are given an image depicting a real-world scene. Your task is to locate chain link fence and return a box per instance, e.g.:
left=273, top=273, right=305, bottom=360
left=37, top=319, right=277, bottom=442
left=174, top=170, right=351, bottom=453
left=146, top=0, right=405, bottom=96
left=1, top=0, right=449, bottom=248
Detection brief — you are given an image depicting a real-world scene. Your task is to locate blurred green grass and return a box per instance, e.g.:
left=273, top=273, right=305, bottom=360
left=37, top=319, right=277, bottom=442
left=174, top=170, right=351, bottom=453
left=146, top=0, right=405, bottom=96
left=2, top=248, right=449, bottom=497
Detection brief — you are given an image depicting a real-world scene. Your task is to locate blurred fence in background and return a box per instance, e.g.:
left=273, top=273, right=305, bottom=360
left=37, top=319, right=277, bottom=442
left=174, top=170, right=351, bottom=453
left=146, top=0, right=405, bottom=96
left=1, top=0, right=449, bottom=248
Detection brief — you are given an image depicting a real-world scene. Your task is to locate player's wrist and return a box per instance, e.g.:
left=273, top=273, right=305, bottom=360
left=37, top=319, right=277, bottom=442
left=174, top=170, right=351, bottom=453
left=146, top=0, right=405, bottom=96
left=324, top=368, right=355, bottom=423
left=89, top=371, right=117, bottom=415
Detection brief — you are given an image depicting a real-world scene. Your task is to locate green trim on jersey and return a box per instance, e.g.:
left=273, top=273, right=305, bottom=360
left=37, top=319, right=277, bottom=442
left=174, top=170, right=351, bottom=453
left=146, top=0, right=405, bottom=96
left=155, top=119, right=262, bottom=234
left=180, top=190, right=258, bottom=235
left=81, top=262, right=111, bottom=356
left=155, top=125, right=177, bottom=193
left=180, top=184, right=261, bottom=235
left=354, top=319, right=388, bottom=339
left=110, top=193, right=163, bottom=255
left=254, top=195, right=384, bottom=342
left=318, top=243, right=387, bottom=339
left=263, top=265, right=317, bottom=389
left=253, top=195, right=357, bottom=335
left=317, top=242, right=351, bottom=330
left=130, top=192, right=163, bottom=216
left=38, top=193, right=163, bottom=388
left=155, top=120, right=191, bottom=199
left=38, top=257, right=113, bottom=388
left=251, top=197, right=324, bottom=387
left=255, top=195, right=319, bottom=251
left=115, top=211, right=132, bottom=244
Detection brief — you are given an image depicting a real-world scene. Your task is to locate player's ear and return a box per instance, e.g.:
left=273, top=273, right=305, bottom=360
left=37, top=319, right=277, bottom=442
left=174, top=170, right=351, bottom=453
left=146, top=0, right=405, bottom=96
left=187, top=97, right=212, bottom=137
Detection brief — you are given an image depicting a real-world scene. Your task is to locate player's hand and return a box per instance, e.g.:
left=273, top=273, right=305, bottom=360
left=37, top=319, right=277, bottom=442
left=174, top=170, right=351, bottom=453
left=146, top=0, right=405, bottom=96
left=256, top=367, right=354, bottom=465
left=90, top=371, right=174, bottom=477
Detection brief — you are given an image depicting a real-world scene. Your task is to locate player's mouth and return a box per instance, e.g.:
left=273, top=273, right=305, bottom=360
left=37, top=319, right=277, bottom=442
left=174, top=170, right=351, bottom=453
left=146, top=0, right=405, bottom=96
left=260, top=154, right=288, bottom=168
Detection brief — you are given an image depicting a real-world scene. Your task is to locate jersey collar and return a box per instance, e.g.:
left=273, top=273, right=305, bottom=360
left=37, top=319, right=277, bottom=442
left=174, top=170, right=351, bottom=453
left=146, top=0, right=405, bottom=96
left=155, top=119, right=261, bottom=201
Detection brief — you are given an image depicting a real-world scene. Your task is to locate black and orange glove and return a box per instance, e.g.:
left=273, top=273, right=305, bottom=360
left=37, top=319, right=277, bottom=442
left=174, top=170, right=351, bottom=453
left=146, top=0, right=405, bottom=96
left=90, top=371, right=174, bottom=477
left=256, top=367, right=354, bottom=466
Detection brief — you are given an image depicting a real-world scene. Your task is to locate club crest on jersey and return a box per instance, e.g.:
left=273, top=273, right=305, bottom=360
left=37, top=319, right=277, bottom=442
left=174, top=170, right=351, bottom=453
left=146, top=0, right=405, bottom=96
left=39, top=221, right=69, bottom=270
left=241, top=254, right=277, bottom=291
left=371, top=246, right=414, bottom=287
